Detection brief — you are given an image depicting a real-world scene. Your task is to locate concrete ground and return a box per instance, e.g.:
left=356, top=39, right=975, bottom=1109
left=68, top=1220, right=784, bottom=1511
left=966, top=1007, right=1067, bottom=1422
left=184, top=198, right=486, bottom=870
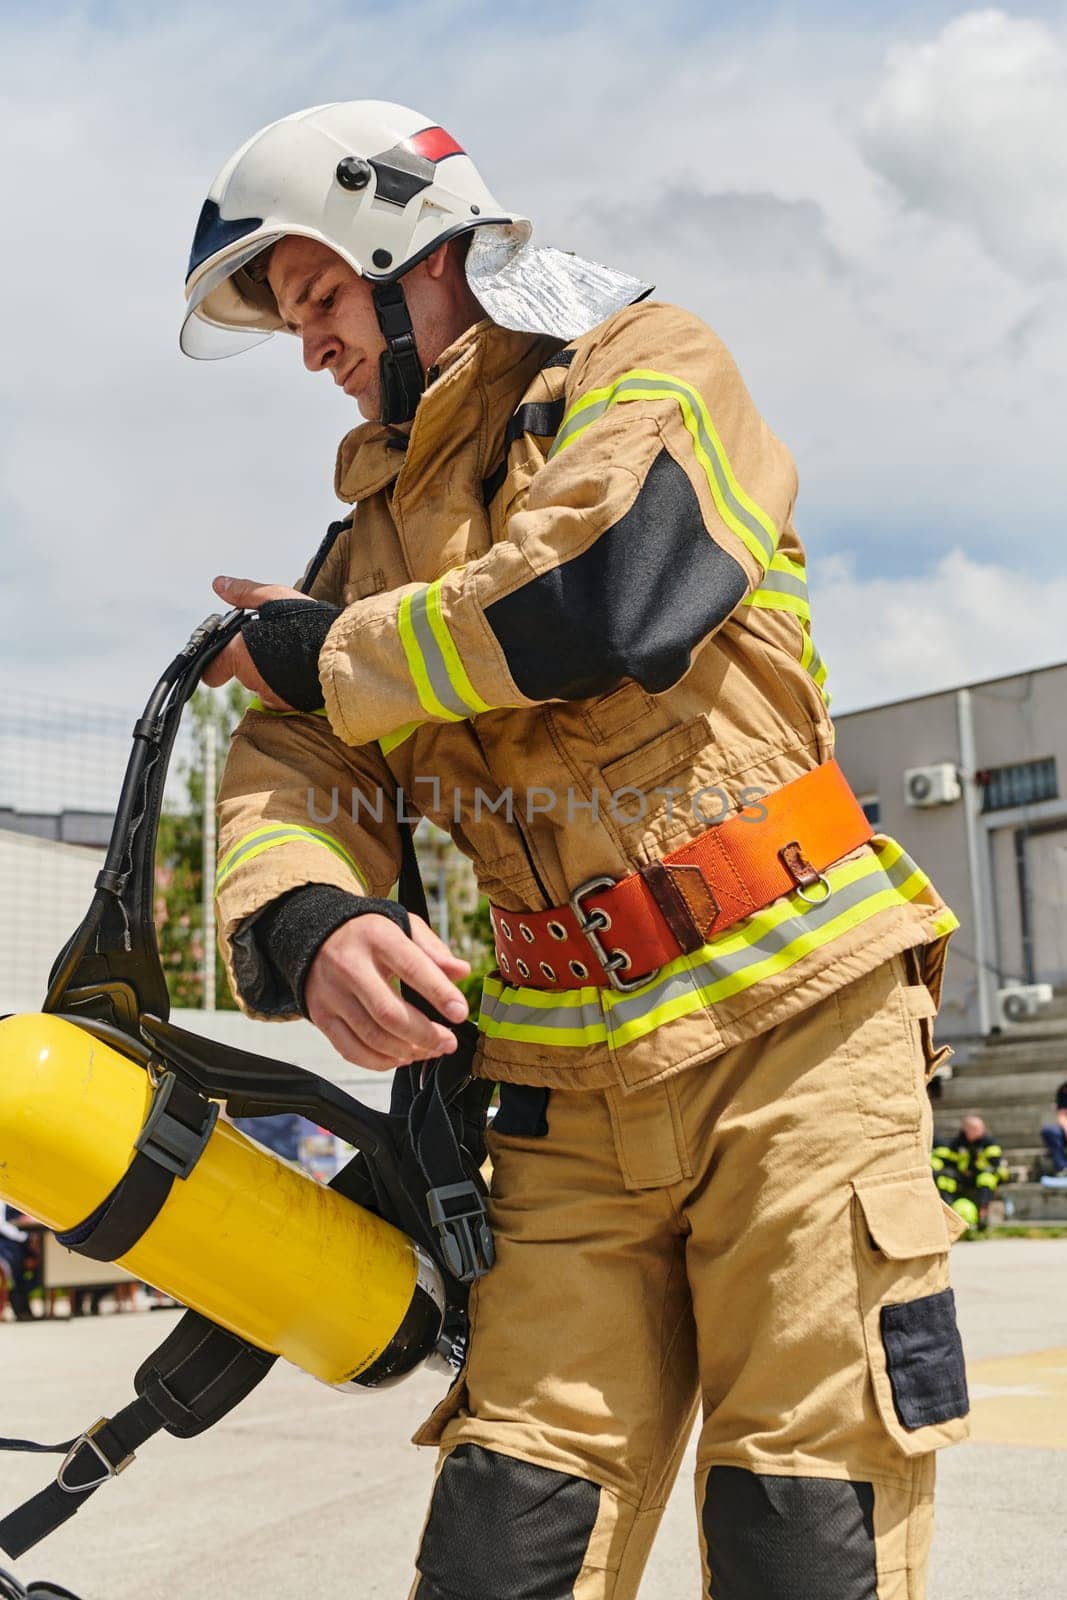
left=1, top=1239, right=1064, bottom=1599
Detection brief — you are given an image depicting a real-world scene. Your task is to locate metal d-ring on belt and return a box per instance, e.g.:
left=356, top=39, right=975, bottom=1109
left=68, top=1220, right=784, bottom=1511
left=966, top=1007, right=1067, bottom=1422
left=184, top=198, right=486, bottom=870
left=489, top=758, right=874, bottom=992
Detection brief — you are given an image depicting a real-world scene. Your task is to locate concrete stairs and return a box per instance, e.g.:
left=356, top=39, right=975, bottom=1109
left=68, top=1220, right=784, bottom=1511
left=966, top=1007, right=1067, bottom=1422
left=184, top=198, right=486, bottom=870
left=932, top=1001, right=1067, bottom=1222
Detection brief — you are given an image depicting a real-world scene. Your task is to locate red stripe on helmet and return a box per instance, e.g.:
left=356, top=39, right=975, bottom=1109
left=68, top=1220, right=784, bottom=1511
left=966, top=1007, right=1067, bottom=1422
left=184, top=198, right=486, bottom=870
left=409, top=126, right=465, bottom=163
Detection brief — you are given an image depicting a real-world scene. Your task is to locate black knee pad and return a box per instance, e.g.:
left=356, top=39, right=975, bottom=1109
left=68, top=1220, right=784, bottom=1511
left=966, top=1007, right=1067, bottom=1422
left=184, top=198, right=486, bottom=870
left=702, top=1466, right=877, bottom=1600
left=414, top=1443, right=600, bottom=1600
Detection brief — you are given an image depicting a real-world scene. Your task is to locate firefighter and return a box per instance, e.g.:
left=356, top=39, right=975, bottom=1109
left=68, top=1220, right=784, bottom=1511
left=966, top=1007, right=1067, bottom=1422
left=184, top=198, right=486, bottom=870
left=934, top=1112, right=1009, bottom=1229
left=182, top=101, right=969, bottom=1600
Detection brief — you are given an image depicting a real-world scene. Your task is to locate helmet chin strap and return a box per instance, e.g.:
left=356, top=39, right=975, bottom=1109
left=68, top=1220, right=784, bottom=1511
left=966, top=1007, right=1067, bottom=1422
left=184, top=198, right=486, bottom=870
left=372, top=279, right=426, bottom=426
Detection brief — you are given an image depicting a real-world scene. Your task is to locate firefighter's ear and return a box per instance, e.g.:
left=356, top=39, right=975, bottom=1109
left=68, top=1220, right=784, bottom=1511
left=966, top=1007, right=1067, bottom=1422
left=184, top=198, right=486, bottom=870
left=424, top=242, right=451, bottom=281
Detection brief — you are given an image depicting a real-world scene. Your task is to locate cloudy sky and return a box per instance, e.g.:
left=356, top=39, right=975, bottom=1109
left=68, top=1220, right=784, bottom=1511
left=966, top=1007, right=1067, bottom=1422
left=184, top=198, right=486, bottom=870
left=2, top=0, right=1065, bottom=722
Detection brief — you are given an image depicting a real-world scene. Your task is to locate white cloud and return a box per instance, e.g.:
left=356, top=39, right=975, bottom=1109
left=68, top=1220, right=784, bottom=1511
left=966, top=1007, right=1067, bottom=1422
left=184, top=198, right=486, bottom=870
left=0, top=2, right=1064, bottom=726
left=814, top=547, right=1067, bottom=713
left=862, top=9, right=1067, bottom=280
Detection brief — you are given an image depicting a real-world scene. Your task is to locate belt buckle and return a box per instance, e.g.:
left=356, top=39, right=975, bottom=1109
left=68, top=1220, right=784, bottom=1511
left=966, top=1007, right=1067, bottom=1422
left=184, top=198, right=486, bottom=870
left=57, top=1418, right=134, bottom=1495
left=568, top=876, right=656, bottom=994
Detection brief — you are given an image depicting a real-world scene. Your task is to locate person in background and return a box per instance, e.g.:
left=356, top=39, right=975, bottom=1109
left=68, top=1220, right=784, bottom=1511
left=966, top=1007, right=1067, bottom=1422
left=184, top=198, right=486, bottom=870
left=230, top=1113, right=314, bottom=1166
left=0, top=1206, right=34, bottom=1321
left=1039, top=1080, right=1067, bottom=1176
left=933, top=1112, right=1009, bottom=1229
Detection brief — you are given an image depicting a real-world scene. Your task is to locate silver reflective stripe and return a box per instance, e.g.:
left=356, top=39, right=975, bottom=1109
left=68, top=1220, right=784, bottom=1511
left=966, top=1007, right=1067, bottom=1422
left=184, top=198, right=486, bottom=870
left=215, top=824, right=366, bottom=894
left=550, top=394, right=612, bottom=453
left=476, top=840, right=941, bottom=1047
left=408, top=587, right=470, bottom=720
left=549, top=374, right=776, bottom=567
left=479, top=988, right=604, bottom=1040
left=215, top=826, right=302, bottom=887
left=750, top=567, right=808, bottom=603
left=603, top=844, right=923, bottom=1039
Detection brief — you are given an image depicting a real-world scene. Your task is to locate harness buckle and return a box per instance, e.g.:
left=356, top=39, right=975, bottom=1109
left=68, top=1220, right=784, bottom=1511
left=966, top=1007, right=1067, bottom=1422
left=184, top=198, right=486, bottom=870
left=134, top=1072, right=219, bottom=1179
left=57, top=1419, right=134, bottom=1495
left=426, top=1181, right=495, bottom=1284
left=569, top=876, right=656, bottom=994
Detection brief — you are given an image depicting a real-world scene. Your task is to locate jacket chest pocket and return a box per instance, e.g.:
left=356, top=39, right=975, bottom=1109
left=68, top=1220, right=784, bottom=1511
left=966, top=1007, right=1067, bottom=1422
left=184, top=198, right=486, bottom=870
left=599, top=715, right=715, bottom=852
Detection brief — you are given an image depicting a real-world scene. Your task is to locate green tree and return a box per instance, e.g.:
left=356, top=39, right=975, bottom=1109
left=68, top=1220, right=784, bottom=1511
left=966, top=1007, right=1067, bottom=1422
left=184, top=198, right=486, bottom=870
left=155, top=684, right=249, bottom=1009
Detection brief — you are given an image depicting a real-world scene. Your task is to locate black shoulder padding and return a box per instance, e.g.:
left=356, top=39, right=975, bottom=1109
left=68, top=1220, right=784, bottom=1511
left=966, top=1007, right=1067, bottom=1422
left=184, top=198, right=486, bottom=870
left=485, top=446, right=749, bottom=699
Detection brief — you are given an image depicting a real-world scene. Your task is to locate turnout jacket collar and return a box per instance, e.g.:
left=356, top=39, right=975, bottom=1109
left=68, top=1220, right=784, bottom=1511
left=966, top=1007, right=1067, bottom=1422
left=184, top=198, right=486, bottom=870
left=334, top=320, right=560, bottom=508
left=216, top=298, right=960, bottom=1093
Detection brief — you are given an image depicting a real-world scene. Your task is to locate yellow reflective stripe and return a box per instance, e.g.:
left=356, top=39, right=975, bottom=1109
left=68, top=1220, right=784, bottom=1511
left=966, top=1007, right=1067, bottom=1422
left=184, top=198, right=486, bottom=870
left=248, top=696, right=328, bottom=719
left=768, top=551, right=806, bottom=581
left=742, top=552, right=811, bottom=622
left=743, top=589, right=812, bottom=621
left=477, top=836, right=953, bottom=1048
left=425, top=578, right=492, bottom=715
left=380, top=721, right=420, bottom=756
left=549, top=369, right=780, bottom=572
left=397, top=591, right=459, bottom=723
left=215, top=823, right=367, bottom=893
left=800, top=628, right=832, bottom=708
left=930, top=908, right=961, bottom=938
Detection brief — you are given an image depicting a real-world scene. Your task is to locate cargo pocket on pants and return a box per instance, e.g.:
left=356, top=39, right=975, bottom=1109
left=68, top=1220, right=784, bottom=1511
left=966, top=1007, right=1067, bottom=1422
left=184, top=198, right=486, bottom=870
left=852, top=1169, right=970, bottom=1455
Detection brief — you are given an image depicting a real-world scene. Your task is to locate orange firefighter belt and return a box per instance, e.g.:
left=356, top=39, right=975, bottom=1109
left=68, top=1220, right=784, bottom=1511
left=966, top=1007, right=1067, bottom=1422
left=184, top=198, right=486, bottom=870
left=490, top=758, right=874, bottom=992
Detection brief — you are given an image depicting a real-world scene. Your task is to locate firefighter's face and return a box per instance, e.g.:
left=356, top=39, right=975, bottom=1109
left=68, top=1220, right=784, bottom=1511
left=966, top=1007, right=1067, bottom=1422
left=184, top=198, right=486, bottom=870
left=267, top=235, right=470, bottom=423
left=268, top=237, right=389, bottom=421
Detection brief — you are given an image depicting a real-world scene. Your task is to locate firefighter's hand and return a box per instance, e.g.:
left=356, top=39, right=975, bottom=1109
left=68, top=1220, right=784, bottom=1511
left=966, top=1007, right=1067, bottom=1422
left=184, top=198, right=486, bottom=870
left=305, top=912, right=471, bottom=1072
left=202, top=576, right=310, bottom=705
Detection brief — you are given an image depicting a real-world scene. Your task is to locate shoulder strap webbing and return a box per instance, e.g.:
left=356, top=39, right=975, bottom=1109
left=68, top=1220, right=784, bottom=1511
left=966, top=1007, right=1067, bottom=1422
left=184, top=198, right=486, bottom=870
left=301, top=513, right=353, bottom=595
left=481, top=345, right=576, bottom=507
left=0, top=1313, right=274, bottom=1559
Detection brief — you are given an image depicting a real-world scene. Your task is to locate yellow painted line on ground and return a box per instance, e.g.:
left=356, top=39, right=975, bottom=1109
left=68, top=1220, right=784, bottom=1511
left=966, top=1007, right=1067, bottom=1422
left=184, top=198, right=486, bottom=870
left=965, top=1347, right=1067, bottom=1448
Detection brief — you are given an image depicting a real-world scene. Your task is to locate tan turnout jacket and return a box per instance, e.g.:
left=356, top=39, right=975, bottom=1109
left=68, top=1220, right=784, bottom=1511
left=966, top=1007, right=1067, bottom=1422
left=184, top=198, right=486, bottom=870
left=216, top=301, right=958, bottom=1091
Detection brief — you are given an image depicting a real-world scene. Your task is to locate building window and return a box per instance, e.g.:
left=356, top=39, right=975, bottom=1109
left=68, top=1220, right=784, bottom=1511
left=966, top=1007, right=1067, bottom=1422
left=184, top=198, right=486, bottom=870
left=858, top=794, right=881, bottom=827
left=980, top=757, right=1058, bottom=814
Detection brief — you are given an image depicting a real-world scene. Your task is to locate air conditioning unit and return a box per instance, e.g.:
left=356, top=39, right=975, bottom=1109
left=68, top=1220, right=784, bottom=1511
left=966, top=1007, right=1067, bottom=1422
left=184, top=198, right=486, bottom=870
left=997, top=982, right=1054, bottom=1028
left=903, top=763, right=961, bottom=808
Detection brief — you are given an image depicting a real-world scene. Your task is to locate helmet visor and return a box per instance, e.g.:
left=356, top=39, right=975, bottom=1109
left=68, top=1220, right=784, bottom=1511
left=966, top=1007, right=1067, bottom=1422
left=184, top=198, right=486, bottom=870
left=181, top=232, right=285, bottom=359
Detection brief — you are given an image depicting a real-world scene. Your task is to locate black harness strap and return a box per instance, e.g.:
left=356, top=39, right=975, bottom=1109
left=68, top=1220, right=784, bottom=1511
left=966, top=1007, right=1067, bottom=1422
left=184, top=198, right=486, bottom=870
left=0, top=1314, right=274, bottom=1559
left=373, top=281, right=425, bottom=425
left=55, top=1073, right=217, bottom=1263
left=408, top=1046, right=493, bottom=1284
left=481, top=397, right=567, bottom=508
left=480, top=344, right=575, bottom=508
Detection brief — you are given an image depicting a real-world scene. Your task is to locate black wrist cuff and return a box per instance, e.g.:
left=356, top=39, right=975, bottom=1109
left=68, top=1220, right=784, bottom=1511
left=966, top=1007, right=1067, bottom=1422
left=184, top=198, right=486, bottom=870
left=255, top=885, right=410, bottom=1016
left=242, top=599, right=341, bottom=713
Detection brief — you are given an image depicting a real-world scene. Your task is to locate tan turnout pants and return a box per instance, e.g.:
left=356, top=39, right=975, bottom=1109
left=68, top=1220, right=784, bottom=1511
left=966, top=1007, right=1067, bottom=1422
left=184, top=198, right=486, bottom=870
left=409, top=950, right=969, bottom=1600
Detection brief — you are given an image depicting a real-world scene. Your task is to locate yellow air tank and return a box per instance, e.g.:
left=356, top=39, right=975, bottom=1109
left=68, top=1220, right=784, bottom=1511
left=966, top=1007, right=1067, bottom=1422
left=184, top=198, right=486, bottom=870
left=0, top=1012, right=444, bottom=1387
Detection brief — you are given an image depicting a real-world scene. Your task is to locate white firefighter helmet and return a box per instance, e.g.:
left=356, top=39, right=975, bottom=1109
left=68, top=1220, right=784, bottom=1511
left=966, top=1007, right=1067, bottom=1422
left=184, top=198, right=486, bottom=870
left=181, top=100, right=530, bottom=359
